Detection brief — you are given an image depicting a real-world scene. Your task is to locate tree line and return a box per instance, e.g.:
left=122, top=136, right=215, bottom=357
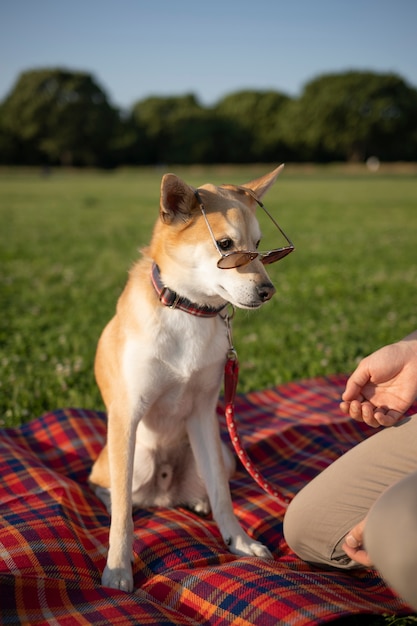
left=1, top=67, right=416, bottom=167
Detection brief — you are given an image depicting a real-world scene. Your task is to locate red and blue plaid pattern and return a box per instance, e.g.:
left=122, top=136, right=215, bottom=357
left=0, top=374, right=414, bottom=624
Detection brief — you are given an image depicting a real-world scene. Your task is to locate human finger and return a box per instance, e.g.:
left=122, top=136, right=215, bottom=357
left=340, top=400, right=351, bottom=415
left=372, top=408, right=402, bottom=427
left=343, top=520, right=373, bottom=567
left=342, top=538, right=373, bottom=567
left=342, top=366, right=371, bottom=403
left=361, top=401, right=381, bottom=427
left=348, top=400, right=381, bottom=428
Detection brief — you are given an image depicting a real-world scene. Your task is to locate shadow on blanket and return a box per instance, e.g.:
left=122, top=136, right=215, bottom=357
left=0, top=375, right=414, bottom=625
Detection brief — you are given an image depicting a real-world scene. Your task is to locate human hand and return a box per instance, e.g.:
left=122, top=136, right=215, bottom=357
left=340, top=332, right=417, bottom=428
left=342, top=518, right=373, bottom=567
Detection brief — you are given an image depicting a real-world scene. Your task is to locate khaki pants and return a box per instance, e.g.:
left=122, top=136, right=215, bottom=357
left=283, top=414, right=417, bottom=609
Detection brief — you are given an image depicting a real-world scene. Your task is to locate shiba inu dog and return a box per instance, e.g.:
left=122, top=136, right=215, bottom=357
left=89, top=165, right=293, bottom=591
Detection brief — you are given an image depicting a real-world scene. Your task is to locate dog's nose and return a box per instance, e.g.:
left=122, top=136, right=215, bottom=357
left=257, top=282, right=276, bottom=302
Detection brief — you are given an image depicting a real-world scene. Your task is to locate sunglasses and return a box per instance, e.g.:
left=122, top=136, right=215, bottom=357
left=194, top=188, right=294, bottom=269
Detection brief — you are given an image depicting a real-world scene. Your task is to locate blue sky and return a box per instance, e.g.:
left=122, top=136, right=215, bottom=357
left=2, top=0, right=417, bottom=110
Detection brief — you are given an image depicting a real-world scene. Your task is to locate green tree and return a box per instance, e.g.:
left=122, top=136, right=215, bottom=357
left=284, top=71, right=417, bottom=162
left=0, top=103, right=21, bottom=164
left=214, top=90, right=293, bottom=162
left=1, top=68, right=118, bottom=166
left=131, top=94, right=233, bottom=164
left=108, top=112, right=151, bottom=165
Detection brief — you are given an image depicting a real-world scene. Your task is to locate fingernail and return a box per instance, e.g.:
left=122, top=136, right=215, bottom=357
left=345, top=534, right=359, bottom=548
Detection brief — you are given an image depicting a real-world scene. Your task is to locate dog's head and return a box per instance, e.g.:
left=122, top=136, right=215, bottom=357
left=149, top=165, right=291, bottom=311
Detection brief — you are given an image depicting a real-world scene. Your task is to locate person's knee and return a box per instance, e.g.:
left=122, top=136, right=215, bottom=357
left=283, top=491, right=342, bottom=567
left=284, top=487, right=361, bottom=569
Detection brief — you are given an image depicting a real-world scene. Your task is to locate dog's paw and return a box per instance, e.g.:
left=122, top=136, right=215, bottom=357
left=190, top=498, right=211, bottom=517
left=226, top=533, right=273, bottom=559
left=102, top=565, right=134, bottom=592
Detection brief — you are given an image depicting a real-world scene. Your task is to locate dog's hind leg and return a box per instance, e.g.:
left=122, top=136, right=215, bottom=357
left=173, top=439, right=235, bottom=516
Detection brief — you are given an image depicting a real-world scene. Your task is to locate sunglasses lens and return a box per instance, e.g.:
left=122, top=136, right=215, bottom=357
left=217, top=252, right=258, bottom=269
left=261, top=247, right=294, bottom=265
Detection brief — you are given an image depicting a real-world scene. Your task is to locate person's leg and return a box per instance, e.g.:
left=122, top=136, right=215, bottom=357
left=283, top=415, right=417, bottom=569
left=364, top=469, right=417, bottom=610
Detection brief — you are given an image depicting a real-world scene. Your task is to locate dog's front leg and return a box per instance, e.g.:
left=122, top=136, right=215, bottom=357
left=186, top=406, right=273, bottom=559
left=102, top=406, right=138, bottom=592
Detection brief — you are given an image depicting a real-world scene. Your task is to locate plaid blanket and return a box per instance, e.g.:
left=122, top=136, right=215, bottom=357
left=0, top=374, right=414, bottom=625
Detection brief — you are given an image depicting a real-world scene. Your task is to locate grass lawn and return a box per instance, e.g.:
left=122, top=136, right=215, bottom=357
left=1, top=164, right=417, bottom=624
left=1, top=164, right=416, bottom=426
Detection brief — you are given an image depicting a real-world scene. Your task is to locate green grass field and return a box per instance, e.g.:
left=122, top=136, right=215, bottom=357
left=1, top=165, right=417, bottom=624
left=1, top=164, right=416, bottom=427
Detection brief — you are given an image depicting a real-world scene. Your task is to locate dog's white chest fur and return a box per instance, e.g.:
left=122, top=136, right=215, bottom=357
left=123, top=310, right=231, bottom=512
left=123, top=310, right=228, bottom=441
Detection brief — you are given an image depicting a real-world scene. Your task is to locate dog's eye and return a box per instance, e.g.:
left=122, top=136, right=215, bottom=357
left=255, top=240, right=261, bottom=250
left=217, top=238, right=233, bottom=252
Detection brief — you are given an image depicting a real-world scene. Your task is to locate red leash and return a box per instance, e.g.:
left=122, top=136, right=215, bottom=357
left=224, top=349, right=291, bottom=508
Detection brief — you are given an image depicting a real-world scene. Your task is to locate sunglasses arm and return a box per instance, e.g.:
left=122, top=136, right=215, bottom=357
left=194, top=189, right=225, bottom=259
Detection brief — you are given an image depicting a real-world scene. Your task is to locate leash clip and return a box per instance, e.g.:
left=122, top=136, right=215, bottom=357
left=227, top=347, right=237, bottom=361
left=220, top=304, right=236, bottom=353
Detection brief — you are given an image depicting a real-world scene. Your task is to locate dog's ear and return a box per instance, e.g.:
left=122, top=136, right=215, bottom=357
left=241, top=164, right=284, bottom=200
left=160, top=174, right=195, bottom=224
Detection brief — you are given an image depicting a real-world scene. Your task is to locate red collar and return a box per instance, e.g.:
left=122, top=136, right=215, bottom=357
left=151, top=263, right=226, bottom=318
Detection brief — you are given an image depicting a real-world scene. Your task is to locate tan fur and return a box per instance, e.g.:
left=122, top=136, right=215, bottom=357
left=90, top=165, right=284, bottom=591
